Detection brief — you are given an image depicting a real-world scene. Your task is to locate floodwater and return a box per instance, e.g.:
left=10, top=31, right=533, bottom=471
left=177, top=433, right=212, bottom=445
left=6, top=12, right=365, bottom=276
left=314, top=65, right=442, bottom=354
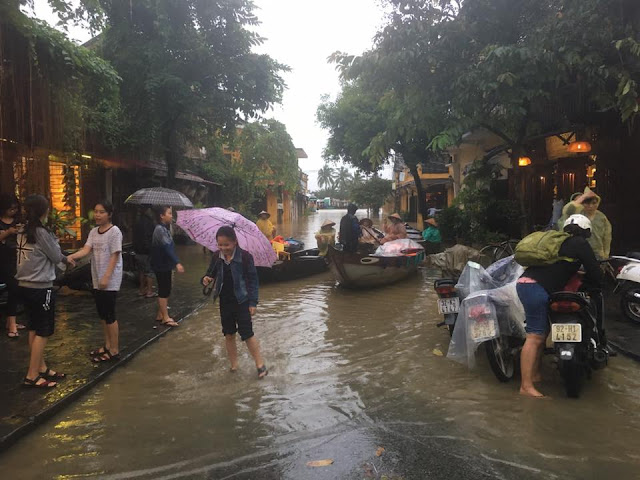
left=2, top=210, right=640, bottom=480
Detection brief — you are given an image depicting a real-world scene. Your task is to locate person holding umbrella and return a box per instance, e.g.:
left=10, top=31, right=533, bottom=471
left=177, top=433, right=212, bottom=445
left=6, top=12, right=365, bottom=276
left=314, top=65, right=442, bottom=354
left=201, top=226, right=267, bottom=378
left=151, top=206, right=184, bottom=327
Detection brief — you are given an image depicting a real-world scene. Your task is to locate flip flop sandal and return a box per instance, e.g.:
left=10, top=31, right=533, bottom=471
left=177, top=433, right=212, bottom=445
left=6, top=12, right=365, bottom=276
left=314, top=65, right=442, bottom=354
left=17, top=323, right=26, bottom=330
left=92, top=351, right=121, bottom=363
left=40, top=368, right=66, bottom=379
left=145, top=292, right=158, bottom=298
left=89, top=346, right=109, bottom=356
left=257, top=365, right=268, bottom=379
left=7, top=331, right=19, bottom=339
left=161, top=320, right=179, bottom=327
left=23, top=374, right=57, bottom=389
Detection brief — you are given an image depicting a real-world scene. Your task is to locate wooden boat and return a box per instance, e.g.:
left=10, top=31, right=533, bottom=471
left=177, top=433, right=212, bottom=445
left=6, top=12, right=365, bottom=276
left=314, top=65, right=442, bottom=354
left=326, top=245, right=424, bottom=288
left=257, top=248, right=328, bottom=283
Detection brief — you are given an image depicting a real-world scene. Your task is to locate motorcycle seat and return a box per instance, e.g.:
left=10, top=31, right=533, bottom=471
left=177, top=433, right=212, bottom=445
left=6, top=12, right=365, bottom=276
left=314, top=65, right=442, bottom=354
left=625, top=252, right=640, bottom=261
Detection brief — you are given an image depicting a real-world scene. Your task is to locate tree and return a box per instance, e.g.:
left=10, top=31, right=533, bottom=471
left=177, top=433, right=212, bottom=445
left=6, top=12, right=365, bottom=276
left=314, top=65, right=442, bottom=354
left=350, top=176, right=392, bottom=214
left=333, top=166, right=353, bottom=192
left=317, top=164, right=336, bottom=189
left=99, top=0, right=287, bottom=185
left=327, top=0, right=640, bottom=233
left=202, top=119, right=298, bottom=211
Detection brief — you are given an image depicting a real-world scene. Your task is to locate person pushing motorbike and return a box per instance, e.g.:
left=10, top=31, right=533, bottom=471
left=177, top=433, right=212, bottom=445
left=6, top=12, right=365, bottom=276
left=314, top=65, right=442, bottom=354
left=516, top=214, right=603, bottom=398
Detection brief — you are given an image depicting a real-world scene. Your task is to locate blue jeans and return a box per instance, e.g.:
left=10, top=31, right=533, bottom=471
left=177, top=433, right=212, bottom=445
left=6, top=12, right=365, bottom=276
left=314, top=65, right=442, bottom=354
left=516, top=282, right=549, bottom=335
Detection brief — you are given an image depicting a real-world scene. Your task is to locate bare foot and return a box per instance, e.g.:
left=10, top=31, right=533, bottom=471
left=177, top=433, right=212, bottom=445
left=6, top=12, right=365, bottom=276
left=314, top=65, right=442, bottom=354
left=229, top=366, right=238, bottom=372
left=519, top=386, right=545, bottom=398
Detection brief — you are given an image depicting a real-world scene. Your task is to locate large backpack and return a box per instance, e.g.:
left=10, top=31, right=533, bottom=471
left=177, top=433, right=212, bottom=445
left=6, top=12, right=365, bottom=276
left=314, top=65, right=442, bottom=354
left=514, top=231, right=574, bottom=267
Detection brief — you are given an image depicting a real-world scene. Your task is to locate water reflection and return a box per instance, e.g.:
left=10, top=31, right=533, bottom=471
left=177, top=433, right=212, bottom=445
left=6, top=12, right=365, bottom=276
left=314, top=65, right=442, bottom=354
left=0, top=210, right=639, bottom=479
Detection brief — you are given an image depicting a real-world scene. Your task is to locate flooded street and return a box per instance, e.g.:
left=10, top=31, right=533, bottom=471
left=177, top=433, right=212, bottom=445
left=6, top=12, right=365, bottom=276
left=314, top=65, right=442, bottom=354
left=2, top=210, right=640, bottom=480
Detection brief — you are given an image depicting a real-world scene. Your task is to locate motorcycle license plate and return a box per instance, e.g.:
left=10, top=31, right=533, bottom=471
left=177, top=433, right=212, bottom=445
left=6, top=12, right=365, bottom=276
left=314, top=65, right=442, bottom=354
left=551, top=323, right=582, bottom=343
left=437, top=297, right=460, bottom=314
left=470, top=318, right=497, bottom=341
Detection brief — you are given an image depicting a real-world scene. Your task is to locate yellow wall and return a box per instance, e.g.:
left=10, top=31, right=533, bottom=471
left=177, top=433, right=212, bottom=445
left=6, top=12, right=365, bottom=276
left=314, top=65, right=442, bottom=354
left=266, top=190, right=278, bottom=219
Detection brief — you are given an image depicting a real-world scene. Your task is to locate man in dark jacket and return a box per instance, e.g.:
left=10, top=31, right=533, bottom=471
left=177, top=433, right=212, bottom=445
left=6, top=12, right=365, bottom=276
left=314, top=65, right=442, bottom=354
left=339, top=204, right=360, bottom=253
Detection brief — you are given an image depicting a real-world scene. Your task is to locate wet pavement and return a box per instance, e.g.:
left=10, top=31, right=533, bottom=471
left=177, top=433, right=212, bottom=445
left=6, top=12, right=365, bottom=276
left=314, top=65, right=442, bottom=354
left=1, top=210, right=640, bottom=479
left=0, top=247, right=210, bottom=450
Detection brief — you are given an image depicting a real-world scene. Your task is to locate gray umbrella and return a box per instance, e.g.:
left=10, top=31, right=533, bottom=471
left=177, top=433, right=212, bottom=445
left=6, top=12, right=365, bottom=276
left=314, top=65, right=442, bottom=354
left=125, top=187, right=194, bottom=208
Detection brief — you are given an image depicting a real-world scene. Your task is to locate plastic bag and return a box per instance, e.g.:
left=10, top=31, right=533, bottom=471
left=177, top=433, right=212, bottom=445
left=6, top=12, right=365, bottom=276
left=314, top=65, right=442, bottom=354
left=373, top=238, right=424, bottom=257
left=447, top=256, right=525, bottom=368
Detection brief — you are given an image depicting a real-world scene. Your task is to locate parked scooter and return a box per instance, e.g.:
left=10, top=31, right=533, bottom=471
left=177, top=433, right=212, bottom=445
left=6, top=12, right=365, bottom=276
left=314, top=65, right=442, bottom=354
left=548, top=274, right=609, bottom=398
left=434, top=278, right=459, bottom=336
left=609, top=253, right=640, bottom=324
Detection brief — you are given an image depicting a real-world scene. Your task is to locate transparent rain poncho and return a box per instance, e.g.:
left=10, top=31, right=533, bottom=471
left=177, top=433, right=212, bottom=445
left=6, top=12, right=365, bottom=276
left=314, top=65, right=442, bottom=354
left=447, top=256, right=526, bottom=368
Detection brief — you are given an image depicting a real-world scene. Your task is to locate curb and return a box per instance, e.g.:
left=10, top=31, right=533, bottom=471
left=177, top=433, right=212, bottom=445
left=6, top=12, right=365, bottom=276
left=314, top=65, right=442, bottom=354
left=608, top=340, right=640, bottom=363
left=0, top=300, right=207, bottom=453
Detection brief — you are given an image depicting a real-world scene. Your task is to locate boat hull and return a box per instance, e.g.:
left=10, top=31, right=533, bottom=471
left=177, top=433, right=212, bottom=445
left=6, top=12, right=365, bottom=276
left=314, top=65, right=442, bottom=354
left=326, top=246, right=423, bottom=288
left=257, top=248, right=328, bottom=283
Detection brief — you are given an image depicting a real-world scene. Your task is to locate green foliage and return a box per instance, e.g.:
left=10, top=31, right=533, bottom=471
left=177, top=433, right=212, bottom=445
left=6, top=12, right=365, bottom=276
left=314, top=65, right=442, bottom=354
left=100, top=0, right=288, bottom=183
left=47, top=208, right=77, bottom=238
left=350, top=176, right=393, bottom=212
left=317, top=164, right=336, bottom=189
left=202, top=119, right=298, bottom=211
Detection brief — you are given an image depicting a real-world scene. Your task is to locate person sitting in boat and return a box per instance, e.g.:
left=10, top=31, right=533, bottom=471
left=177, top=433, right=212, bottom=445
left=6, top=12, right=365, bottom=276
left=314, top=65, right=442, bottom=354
left=422, top=217, right=442, bottom=254
left=380, top=213, right=407, bottom=245
left=339, top=203, right=361, bottom=253
left=315, top=220, right=336, bottom=256
left=359, top=218, right=382, bottom=245
left=256, top=211, right=276, bottom=242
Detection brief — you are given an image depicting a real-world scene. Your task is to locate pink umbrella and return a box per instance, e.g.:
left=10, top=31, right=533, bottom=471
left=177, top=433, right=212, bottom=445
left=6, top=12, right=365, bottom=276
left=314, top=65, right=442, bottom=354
left=176, top=208, right=276, bottom=268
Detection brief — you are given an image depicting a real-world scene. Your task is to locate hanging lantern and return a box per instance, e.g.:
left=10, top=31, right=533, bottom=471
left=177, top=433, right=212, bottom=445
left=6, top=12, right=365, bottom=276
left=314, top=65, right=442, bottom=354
left=518, top=156, right=532, bottom=167
left=567, top=141, right=592, bottom=153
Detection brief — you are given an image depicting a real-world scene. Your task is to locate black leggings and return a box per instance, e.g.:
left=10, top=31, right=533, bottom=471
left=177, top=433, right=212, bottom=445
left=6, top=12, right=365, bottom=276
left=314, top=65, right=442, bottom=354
left=154, top=271, right=172, bottom=298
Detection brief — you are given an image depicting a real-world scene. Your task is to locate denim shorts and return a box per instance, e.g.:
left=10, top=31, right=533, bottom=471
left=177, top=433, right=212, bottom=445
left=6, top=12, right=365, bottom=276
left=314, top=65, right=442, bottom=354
left=516, top=282, right=549, bottom=335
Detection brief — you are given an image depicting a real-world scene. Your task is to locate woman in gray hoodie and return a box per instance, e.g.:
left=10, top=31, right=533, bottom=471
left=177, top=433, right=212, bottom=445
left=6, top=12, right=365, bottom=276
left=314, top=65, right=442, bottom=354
left=16, top=195, right=75, bottom=388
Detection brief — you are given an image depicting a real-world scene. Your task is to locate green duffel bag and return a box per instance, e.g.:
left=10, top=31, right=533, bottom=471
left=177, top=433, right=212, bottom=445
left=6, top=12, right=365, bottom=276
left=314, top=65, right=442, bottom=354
left=514, top=231, right=574, bottom=267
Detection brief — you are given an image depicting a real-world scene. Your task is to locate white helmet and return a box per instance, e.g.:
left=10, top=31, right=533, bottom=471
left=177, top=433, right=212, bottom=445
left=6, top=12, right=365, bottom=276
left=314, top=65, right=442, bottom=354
left=563, top=214, right=592, bottom=231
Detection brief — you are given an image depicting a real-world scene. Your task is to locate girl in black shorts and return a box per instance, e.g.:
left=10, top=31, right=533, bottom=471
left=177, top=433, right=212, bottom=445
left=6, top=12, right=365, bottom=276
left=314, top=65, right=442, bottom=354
left=15, top=195, right=75, bottom=388
left=202, top=226, right=267, bottom=378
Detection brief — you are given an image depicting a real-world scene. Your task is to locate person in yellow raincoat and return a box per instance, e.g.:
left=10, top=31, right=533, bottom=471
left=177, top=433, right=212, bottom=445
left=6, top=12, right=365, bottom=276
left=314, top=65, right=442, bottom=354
left=556, top=187, right=612, bottom=260
left=314, top=220, right=336, bottom=256
left=255, top=211, right=276, bottom=242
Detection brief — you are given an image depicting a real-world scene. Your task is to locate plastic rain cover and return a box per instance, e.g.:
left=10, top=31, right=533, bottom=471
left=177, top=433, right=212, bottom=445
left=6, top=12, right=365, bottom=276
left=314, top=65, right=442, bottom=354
left=447, top=256, right=526, bottom=368
left=373, top=238, right=424, bottom=257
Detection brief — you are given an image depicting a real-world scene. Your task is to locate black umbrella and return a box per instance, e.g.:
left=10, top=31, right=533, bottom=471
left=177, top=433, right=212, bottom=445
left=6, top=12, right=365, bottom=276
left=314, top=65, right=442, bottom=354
left=125, top=187, right=193, bottom=208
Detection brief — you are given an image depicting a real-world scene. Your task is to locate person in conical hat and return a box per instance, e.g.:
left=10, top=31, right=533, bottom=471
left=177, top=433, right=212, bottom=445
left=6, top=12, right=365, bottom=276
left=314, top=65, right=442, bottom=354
left=255, top=210, right=276, bottom=242
left=422, top=217, right=442, bottom=254
left=380, top=213, right=407, bottom=244
left=315, top=219, right=336, bottom=256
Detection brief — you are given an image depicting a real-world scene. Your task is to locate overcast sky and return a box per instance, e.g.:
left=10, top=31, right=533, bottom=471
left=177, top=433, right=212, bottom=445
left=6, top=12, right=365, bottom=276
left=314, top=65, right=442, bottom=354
left=31, top=0, right=389, bottom=190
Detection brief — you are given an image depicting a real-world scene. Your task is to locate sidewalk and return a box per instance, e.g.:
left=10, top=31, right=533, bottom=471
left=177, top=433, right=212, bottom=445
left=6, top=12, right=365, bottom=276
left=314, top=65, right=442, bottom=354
left=0, top=246, right=209, bottom=451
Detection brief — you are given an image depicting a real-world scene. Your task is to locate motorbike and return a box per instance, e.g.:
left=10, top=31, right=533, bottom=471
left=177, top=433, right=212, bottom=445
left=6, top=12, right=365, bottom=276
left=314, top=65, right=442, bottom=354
left=548, top=274, right=609, bottom=398
left=434, top=278, right=460, bottom=336
left=446, top=257, right=526, bottom=382
left=609, top=253, right=640, bottom=324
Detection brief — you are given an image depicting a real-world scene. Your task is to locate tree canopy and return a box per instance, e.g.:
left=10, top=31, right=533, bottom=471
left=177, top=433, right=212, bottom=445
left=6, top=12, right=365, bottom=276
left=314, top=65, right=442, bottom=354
left=321, top=0, right=640, bottom=225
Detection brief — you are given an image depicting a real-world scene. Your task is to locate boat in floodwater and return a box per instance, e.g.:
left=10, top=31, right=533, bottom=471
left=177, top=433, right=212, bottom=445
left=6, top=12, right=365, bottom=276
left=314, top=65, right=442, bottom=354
left=326, top=245, right=424, bottom=288
left=257, top=248, right=328, bottom=283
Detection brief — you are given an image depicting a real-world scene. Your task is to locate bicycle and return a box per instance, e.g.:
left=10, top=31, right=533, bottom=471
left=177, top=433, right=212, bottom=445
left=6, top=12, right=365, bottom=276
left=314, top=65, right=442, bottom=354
left=478, top=239, right=521, bottom=267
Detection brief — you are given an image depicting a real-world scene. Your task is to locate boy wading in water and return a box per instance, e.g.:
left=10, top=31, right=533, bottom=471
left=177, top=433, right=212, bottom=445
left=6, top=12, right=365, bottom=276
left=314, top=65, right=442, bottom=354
left=68, top=200, right=123, bottom=362
left=201, top=226, right=267, bottom=378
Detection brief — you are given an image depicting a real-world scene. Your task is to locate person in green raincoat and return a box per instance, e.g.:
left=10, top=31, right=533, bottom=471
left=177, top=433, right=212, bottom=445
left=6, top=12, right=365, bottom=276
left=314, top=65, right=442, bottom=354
left=315, top=219, right=336, bottom=256
left=422, top=217, right=442, bottom=254
left=556, top=187, right=612, bottom=260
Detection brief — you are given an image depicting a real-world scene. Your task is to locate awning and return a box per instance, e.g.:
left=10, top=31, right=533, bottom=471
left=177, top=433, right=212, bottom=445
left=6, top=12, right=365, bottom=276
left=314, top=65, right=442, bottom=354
left=97, top=157, right=220, bottom=185
left=398, top=177, right=452, bottom=191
